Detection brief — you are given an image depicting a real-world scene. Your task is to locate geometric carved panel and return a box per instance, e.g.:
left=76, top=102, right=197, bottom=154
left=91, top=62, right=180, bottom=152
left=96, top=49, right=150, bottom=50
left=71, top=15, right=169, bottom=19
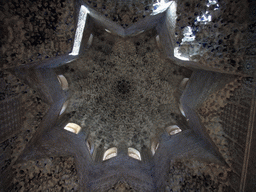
left=220, top=77, right=254, bottom=188
left=0, top=95, right=22, bottom=143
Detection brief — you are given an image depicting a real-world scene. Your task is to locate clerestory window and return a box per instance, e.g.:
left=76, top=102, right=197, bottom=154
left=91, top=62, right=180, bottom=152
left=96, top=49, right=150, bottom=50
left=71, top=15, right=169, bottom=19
left=179, top=103, right=186, bottom=117
left=103, top=147, right=117, bottom=161
left=180, top=78, right=189, bottom=90
left=128, top=148, right=141, bottom=160
left=64, top=123, right=81, bottom=134
left=86, top=139, right=94, bottom=154
left=166, top=125, right=182, bottom=136
left=151, top=141, right=159, bottom=156
left=59, top=100, right=69, bottom=115
left=57, top=75, right=69, bottom=90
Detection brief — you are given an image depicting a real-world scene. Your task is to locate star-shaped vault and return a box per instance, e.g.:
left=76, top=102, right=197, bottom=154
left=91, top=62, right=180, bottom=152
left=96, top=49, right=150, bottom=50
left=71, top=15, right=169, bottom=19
left=0, top=0, right=255, bottom=191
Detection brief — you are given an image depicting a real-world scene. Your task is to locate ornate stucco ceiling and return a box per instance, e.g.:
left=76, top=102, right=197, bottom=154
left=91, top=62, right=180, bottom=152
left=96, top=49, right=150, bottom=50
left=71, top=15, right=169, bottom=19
left=59, top=29, right=192, bottom=150
left=0, top=0, right=75, bottom=68
left=83, top=0, right=168, bottom=28
left=0, top=0, right=255, bottom=191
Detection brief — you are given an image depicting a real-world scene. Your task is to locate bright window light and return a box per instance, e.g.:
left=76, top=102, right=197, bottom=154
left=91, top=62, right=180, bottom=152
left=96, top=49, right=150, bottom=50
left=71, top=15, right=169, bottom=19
left=128, top=148, right=141, bottom=160
left=179, top=103, right=186, bottom=117
left=151, top=0, right=172, bottom=15
left=180, top=78, right=189, bottom=90
left=156, top=35, right=161, bottom=48
left=182, top=26, right=195, bottom=43
left=103, top=147, right=117, bottom=160
left=214, top=4, right=220, bottom=10
left=151, top=141, right=159, bottom=156
left=87, top=34, right=93, bottom=48
left=174, top=47, right=189, bottom=61
left=59, top=100, right=69, bottom=115
left=131, top=30, right=145, bottom=36
left=166, top=125, right=182, bottom=136
left=105, top=29, right=112, bottom=33
left=196, top=12, right=212, bottom=24
left=69, top=5, right=89, bottom=56
left=57, top=75, right=69, bottom=90
left=86, top=139, right=94, bottom=154
left=207, top=0, right=218, bottom=7
left=64, top=123, right=81, bottom=134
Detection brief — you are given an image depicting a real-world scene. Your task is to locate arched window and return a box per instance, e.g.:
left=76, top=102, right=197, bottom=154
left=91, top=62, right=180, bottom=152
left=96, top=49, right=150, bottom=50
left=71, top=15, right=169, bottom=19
left=103, top=147, right=117, bottom=161
left=69, top=5, right=89, bottom=56
left=131, top=30, right=144, bottom=36
left=179, top=103, right=186, bottom=117
left=151, top=141, right=159, bottom=156
left=166, top=125, right=182, bottom=136
left=105, top=29, right=112, bottom=33
left=64, top=123, right=81, bottom=134
left=57, top=75, right=69, bottom=90
left=180, top=78, right=189, bottom=90
left=59, top=100, right=69, bottom=115
left=156, top=35, right=161, bottom=48
left=128, top=148, right=141, bottom=160
left=86, top=139, right=94, bottom=154
left=87, top=34, right=93, bottom=48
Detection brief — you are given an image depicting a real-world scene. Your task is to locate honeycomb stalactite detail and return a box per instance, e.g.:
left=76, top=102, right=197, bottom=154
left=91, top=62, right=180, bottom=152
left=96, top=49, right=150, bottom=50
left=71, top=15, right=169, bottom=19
left=219, top=77, right=253, bottom=181
left=0, top=0, right=75, bottom=69
left=107, top=181, right=137, bottom=192
left=61, top=30, right=190, bottom=151
left=166, top=159, right=232, bottom=192
left=84, top=0, right=160, bottom=28
left=199, top=77, right=242, bottom=123
left=0, top=71, right=49, bottom=174
left=8, top=156, right=79, bottom=192
left=175, top=0, right=248, bottom=73
left=198, top=77, right=243, bottom=166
